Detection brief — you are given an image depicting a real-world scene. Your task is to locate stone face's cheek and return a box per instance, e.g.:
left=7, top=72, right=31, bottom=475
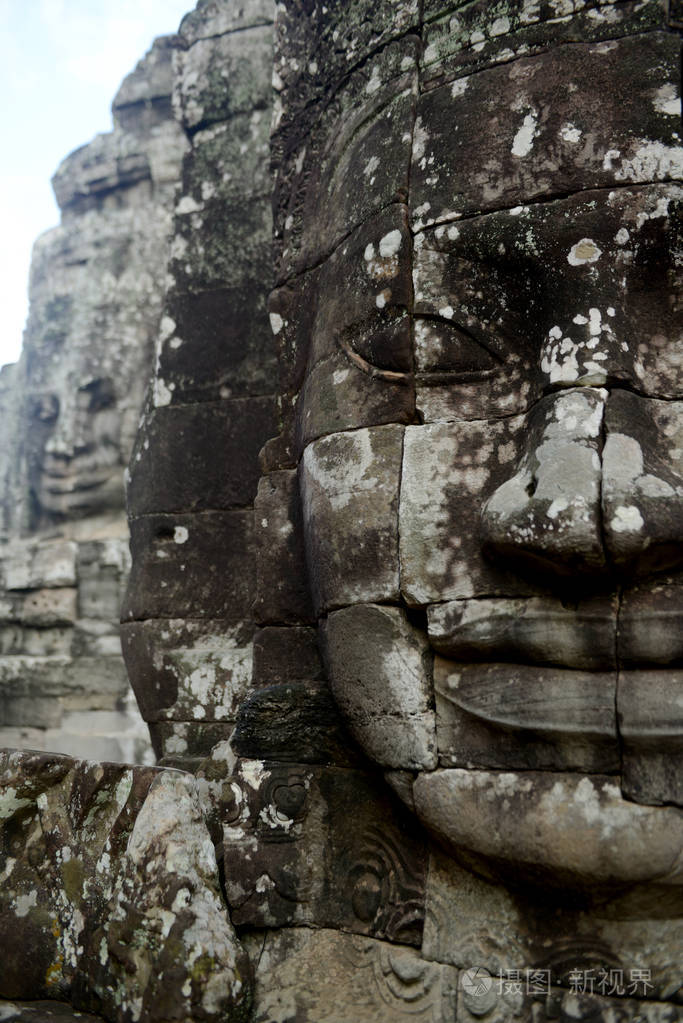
left=300, top=425, right=403, bottom=614
left=602, top=391, right=683, bottom=575
left=321, top=604, right=437, bottom=771
left=399, top=419, right=532, bottom=605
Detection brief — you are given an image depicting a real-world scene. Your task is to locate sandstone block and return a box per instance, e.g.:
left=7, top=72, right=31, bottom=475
left=434, top=657, right=619, bottom=773
left=618, top=670, right=683, bottom=807
left=223, top=759, right=427, bottom=942
left=413, top=769, right=683, bottom=888
left=127, top=397, right=276, bottom=515
left=412, top=33, right=681, bottom=223
left=322, top=604, right=436, bottom=771
left=180, top=0, right=273, bottom=45
left=300, top=426, right=404, bottom=613
left=120, top=618, right=253, bottom=724
left=232, top=682, right=359, bottom=767
left=158, top=284, right=277, bottom=403
left=3, top=540, right=77, bottom=591
left=175, top=25, right=273, bottom=133
left=251, top=626, right=323, bottom=687
left=253, top=471, right=314, bottom=626
left=251, top=927, right=456, bottom=1023
left=123, top=510, right=254, bottom=621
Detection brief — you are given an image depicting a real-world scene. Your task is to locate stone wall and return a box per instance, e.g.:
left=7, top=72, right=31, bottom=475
left=0, top=35, right=188, bottom=762
left=121, top=0, right=278, bottom=770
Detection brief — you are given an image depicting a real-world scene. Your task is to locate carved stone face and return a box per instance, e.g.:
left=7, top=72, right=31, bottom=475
left=294, top=32, right=683, bottom=890
left=27, top=377, right=124, bottom=522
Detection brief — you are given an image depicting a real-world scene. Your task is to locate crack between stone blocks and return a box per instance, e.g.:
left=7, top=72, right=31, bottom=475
left=418, top=20, right=671, bottom=92
left=410, top=179, right=683, bottom=234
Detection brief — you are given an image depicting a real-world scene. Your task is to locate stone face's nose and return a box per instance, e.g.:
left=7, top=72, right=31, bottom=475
left=481, top=388, right=607, bottom=579
left=481, top=387, right=683, bottom=581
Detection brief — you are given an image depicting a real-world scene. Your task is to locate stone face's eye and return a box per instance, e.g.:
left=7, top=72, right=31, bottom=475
left=80, top=377, right=116, bottom=413
left=30, top=393, right=59, bottom=423
left=415, top=317, right=500, bottom=378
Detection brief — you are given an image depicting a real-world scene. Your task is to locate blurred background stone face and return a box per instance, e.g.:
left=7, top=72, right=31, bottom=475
left=0, top=35, right=188, bottom=763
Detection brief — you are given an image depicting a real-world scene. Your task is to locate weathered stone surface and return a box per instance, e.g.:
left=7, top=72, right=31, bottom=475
left=251, top=626, right=323, bottom=687
left=421, top=0, right=670, bottom=86
left=0, top=1001, right=105, bottom=1022
left=300, top=425, right=404, bottom=613
left=619, top=574, right=683, bottom=667
left=413, top=33, right=681, bottom=224
left=123, top=510, right=254, bottom=621
left=251, top=927, right=457, bottom=1023
left=223, top=759, right=427, bottom=940
left=603, top=391, right=683, bottom=576
left=168, top=196, right=272, bottom=297
left=322, top=605, right=436, bottom=770
left=413, top=769, right=683, bottom=888
left=424, top=847, right=683, bottom=1003
left=149, top=720, right=234, bottom=767
left=0, top=750, right=251, bottom=1022
left=232, top=682, right=359, bottom=766
left=155, top=285, right=276, bottom=404
left=179, top=0, right=273, bottom=44
left=618, top=670, right=683, bottom=807
left=399, top=416, right=530, bottom=604
left=275, top=43, right=418, bottom=279
left=2, top=540, right=77, bottom=590
left=412, top=185, right=682, bottom=423
left=428, top=595, right=617, bottom=670
left=127, top=397, right=275, bottom=515
left=273, top=1, right=419, bottom=135
left=120, top=618, right=252, bottom=725
left=174, top=24, right=273, bottom=133
left=434, top=657, right=619, bottom=773
left=253, top=471, right=314, bottom=626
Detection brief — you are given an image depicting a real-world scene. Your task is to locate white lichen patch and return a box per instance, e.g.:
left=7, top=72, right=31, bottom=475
left=174, top=526, right=189, bottom=544
left=610, top=505, right=644, bottom=533
left=241, top=760, right=270, bottom=791
left=451, top=78, right=469, bottom=98
left=0, top=787, right=33, bottom=819
left=567, top=238, right=602, bottom=266
left=269, top=312, right=284, bottom=335
left=511, top=111, right=539, bottom=158
left=610, top=141, right=683, bottom=183
left=559, top=122, right=582, bottom=143
left=379, top=229, right=402, bottom=259
left=652, top=84, right=681, bottom=118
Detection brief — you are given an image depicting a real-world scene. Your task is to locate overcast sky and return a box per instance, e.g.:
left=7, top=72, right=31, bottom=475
left=0, top=0, right=195, bottom=370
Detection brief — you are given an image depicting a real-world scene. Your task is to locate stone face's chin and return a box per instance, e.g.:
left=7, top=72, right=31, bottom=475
left=410, top=768, right=683, bottom=891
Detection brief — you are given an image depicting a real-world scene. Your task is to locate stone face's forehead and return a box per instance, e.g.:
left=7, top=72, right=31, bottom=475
left=412, top=32, right=681, bottom=225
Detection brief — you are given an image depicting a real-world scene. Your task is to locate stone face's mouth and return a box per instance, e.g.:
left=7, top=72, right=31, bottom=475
left=426, top=592, right=683, bottom=669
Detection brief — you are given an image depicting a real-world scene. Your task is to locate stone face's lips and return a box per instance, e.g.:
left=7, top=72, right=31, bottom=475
left=412, top=768, right=683, bottom=887
left=427, top=595, right=683, bottom=669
